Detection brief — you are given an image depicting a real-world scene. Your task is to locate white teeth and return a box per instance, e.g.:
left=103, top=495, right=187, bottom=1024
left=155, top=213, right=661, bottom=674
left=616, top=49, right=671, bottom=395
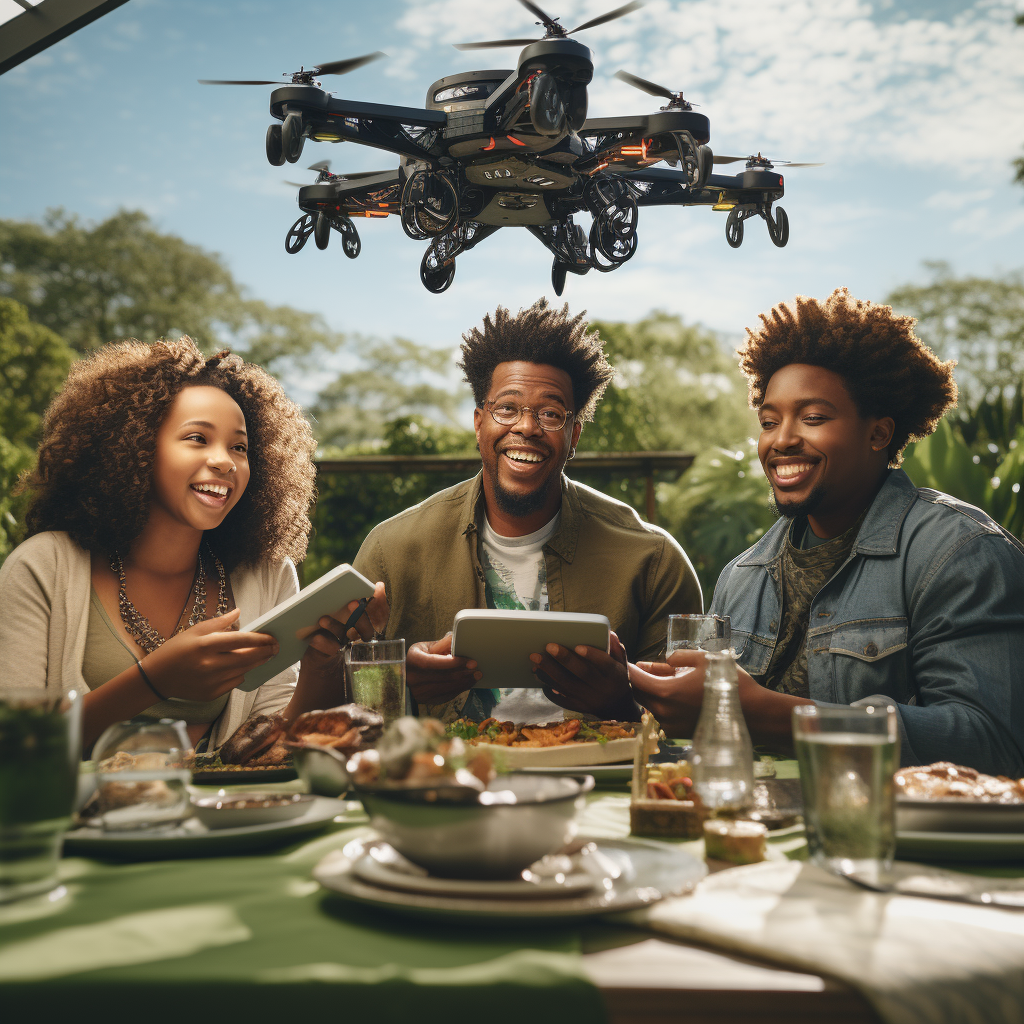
left=775, top=463, right=814, bottom=479
left=505, top=450, right=545, bottom=463
left=193, top=483, right=229, bottom=496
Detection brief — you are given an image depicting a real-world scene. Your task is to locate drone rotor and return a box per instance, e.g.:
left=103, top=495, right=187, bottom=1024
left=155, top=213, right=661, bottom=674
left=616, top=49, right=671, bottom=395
left=713, top=153, right=823, bottom=169
left=199, top=51, right=386, bottom=87
left=454, top=0, right=643, bottom=49
left=614, top=69, right=692, bottom=110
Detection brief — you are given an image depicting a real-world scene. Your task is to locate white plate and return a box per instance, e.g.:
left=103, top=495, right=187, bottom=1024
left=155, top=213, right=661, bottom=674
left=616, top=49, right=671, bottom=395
left=351, top=843, right=596, bottom=898
left=314, top=831, right=707, bottom=922
left=519, top=763, right=635, bottom=782
left=470, top=736, right=637, bottom=768
left=64, top=797, right=346, bottom=859
left=896, top=798, right=1024, bottom=834
left=897, top=829, right=1024, bottom=862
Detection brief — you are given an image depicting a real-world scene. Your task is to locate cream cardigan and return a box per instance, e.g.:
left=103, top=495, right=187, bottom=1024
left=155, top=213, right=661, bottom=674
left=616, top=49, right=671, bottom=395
left=0, top=531, right=299, bottom=749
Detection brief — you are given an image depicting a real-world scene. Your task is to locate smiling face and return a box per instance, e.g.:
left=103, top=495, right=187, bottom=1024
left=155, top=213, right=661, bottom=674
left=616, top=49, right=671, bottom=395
left=474, top=360, right=582, bottom=534
left=757, top=363, right=894, bottom=536
left=149, top=385, right=250, bottom=536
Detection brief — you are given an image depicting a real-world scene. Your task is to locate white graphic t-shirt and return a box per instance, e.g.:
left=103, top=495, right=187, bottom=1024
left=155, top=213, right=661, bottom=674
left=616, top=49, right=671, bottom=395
left=478, top=514, right=568, bottom=724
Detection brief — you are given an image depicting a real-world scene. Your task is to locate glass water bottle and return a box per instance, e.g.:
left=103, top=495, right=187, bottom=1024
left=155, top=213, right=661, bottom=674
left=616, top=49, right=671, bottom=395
left=690, top=651, right=755, bottom=813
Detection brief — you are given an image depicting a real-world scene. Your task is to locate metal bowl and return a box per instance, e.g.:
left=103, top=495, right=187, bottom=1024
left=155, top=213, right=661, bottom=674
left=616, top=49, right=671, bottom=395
left=355, top=773, right=595, bottom=879
left=286, top=743, right=352, bottom=797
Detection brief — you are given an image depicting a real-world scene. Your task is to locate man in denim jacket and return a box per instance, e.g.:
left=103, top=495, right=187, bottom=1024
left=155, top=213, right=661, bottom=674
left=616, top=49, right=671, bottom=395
left=630, top=289, right=1024, bottom=774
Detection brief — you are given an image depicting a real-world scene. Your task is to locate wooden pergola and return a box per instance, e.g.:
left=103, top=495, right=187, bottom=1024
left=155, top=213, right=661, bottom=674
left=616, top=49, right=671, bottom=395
left=314, top=451, right=695, bottom=525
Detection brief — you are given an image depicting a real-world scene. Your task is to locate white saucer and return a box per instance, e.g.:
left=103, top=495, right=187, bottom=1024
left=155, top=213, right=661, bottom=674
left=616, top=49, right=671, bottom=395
left=314, top=830, right=707, bottom=923
left=351, top=843, right=597, bottom=898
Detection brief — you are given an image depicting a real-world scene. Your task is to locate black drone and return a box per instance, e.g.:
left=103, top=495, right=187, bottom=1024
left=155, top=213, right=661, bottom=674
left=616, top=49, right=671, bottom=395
left=201, top=0, right=820, bottom=294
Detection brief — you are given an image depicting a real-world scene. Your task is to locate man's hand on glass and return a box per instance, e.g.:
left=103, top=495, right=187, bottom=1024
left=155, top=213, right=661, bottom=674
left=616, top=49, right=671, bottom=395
left=530, top=631, right=637, bottom=720
left=406, top=633, right=482, bottom=706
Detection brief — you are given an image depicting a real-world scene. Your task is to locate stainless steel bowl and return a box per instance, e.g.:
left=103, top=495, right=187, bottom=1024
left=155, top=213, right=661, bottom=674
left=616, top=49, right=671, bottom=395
left=287, top=744, right=352, bottom=797
left=355, top=773, right=595, bottom=879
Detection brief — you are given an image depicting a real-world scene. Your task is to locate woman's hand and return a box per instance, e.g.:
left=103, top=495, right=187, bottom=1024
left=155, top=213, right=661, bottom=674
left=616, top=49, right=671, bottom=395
left=141, top=608, right=280, bottom=700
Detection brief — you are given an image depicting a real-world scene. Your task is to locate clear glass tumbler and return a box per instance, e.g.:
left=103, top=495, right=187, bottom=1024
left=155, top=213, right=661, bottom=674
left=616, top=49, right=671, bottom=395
left=346, top=639, right=406, bottom=726
left=690, top=651, right=755, bottom=814
left=793, top=704, right=900, bottom=876
left=0, top=689, right=80, bottom=903
left=667, top=614, right=731, bottom=654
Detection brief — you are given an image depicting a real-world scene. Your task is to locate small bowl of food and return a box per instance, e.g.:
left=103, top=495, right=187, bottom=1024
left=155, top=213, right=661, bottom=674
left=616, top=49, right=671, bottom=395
left=190, top=790, right=314, bottom=829
left=349, top=717, right=594, bottom=878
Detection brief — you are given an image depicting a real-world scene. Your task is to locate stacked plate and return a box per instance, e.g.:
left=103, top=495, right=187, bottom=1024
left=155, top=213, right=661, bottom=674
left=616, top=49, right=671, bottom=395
left=314, top=832, right=707, bottom=923
left=896, top=798, right=1024, bottom=862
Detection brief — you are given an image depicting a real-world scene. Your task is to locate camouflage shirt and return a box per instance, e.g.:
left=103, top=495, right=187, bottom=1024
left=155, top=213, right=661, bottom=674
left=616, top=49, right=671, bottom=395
left=761, top=513, right=866, bottom=697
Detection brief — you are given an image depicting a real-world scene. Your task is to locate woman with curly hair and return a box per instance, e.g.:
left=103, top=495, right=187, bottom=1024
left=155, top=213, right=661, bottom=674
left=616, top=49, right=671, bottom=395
left=630, top=288, right=1024, bottom=775
left=0, top=337, right=386, bottom=749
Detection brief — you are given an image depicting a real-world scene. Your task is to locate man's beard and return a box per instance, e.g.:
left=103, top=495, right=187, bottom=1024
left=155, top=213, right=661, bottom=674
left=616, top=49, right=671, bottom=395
left=769, top=483, right=826, bottom=519
left=492, top=473, right=555, bottom=518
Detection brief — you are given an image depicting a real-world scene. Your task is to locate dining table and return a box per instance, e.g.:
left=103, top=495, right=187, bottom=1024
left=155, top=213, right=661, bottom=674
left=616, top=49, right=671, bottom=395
left=1, top=757, right=1021, bottom=1024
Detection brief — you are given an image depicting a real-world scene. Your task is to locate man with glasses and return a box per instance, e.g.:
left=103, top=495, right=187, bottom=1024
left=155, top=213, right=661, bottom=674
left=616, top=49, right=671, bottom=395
left=353, top=299, right=701, bottom=724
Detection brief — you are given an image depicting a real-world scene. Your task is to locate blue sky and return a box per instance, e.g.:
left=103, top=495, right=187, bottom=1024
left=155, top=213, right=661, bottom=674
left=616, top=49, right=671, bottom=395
left=1, top=0, right=1022, bottom=387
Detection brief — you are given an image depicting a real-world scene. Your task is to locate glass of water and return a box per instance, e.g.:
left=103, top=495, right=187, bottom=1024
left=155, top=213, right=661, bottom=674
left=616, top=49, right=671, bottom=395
left=346, top=639, right=406, bottom=726
left=793, top=704, right=900, bottom=876
left=667, top=614, right=731, bottom=654
left=0, top=689, right=80, bottom=903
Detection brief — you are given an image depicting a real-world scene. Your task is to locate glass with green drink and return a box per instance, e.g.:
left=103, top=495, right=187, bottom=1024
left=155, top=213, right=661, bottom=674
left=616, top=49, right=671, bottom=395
left=0, top=689, right=80, bottom=903
left=345, top=639, right=406, bottom=725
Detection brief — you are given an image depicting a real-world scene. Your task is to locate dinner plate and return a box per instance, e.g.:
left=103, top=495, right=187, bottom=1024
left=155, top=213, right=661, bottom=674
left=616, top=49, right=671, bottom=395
left=188, top=758, right=297, bottom=786
left=351, top=843, right=597, bottom=898
left=519, top=763, right=634, bottom=782
left=470, top=736, right=638, bottom=769
left=896, top=798, right=1024, bottom=834
left=314, top=831, right=707, bottom=923
left=63, top=796, right=346, bottom=859
left=896, top=829, right=1024, bottom=863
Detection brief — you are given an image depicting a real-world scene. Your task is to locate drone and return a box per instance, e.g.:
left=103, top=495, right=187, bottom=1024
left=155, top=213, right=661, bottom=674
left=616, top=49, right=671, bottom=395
left=200, top=0, right=820, bottom=294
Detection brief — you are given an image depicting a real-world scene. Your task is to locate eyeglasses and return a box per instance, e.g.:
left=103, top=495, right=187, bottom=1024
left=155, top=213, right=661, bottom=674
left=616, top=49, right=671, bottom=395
left=483, top=399, right=574, bottom=432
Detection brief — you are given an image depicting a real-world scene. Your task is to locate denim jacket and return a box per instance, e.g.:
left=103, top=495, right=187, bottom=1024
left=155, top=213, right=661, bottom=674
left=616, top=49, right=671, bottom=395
left=710, top=469, right=1024, bottom=774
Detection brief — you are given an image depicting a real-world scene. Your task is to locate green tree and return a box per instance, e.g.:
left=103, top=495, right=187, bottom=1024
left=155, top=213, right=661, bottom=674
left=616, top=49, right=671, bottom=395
left=0, top=209, right=341, bottom=374
left=0, top=298, right=75, bottom=557
left=887, top=263, right=1024, bottom=403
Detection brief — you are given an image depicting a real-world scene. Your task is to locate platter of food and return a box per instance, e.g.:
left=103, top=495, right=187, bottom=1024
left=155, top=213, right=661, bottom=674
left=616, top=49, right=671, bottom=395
left=445, top=717, right=643, bottom=768
left=895, top=762, right=1024, bottom=833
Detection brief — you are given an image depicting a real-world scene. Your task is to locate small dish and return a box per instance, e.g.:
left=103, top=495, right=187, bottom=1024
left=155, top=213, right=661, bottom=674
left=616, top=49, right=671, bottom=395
left=350, top=842, right=597, bottom=898
left=190, top=790, right=313, bottom=829
left=287, top=744, right=351, bottom=797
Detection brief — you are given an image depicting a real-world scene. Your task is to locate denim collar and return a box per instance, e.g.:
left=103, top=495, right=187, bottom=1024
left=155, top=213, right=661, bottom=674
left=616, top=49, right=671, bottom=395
left=736, top=469, right=917, bottom=567
left=459, top=471, right=580, bottom=563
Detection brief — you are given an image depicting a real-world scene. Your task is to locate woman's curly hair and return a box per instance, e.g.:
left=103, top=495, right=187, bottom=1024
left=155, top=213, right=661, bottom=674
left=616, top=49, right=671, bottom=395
left=21, top=337, right=316, bottom=570
left=459, top=299, right=613, bottom=422
left=738, top=288, right=958, bottom=466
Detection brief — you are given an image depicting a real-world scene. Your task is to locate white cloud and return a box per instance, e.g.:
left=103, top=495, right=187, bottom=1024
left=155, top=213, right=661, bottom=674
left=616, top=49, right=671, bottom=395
left=394, top=0, right=1024, bottom=172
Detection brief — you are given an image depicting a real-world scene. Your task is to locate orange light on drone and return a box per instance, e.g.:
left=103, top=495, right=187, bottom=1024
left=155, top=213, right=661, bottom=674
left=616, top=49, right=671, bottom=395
left=620, top=139, right=650, bottom=159
left=364, top=210, right=389, bottom=217
left=481, top=137, right=496, bottom=151
left=506, top=135, right=527, bottom=146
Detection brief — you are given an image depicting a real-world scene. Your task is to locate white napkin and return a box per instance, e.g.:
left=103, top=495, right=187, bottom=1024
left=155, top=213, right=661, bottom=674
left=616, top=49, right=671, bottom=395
left=625, top=859, right=1024, bottom=1024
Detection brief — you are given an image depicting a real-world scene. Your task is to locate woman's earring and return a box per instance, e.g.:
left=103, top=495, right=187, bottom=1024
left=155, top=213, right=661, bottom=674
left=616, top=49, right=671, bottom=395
left=567, top=448, right=576, bottom=460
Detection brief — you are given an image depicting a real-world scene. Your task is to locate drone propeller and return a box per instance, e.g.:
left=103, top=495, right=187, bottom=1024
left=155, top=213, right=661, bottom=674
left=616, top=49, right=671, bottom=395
left=199, top=51, right=386, bottom=86
left=454, top=0, right=643, bottom=50
left=614, top=69, right=693, bottom=110
left=714, top=153, right=823, bottom=168
left=285, top=163, right=390, bottom=186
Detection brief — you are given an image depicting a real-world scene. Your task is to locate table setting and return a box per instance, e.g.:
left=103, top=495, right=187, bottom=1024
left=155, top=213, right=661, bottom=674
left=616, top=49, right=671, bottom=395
left=3, top=632, right=1024, bottom=1024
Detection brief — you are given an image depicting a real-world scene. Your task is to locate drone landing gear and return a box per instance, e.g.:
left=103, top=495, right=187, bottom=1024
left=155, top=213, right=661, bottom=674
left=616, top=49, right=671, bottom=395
left=402, top=170, right=458, bottom=238
left=419, top=221, right=499, bottom=294
left=587, top=178, right=639, bottom=270
left=420, top=248, right=456, bottom=294
left=552, top=261, right=568, bottom=296
left=282, top=113, right=305, bottom=164
left=266, top=124, right=285, bottom=167
left=765, top=205, right=789, bottom=247
left=285, top=214, right=314, bottom=253
left=312, top=212, right=362, bottom=256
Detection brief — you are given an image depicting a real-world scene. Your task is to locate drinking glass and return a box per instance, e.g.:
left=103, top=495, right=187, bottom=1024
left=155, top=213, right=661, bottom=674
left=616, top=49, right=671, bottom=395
left=667, top=614, right=731, bottom=654
left=346, top=640, right=406, bottom=726
left=793, top=704, right=900, bottom=876
left=0, top=689, right=80, bottom=903
left=92, top=719, right=192, bottom=832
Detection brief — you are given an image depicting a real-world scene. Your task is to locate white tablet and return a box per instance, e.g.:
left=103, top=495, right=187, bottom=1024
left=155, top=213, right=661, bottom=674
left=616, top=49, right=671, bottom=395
left=451, top=609, right=611, bottom=690
left=237, top=563, right=375, bottom=692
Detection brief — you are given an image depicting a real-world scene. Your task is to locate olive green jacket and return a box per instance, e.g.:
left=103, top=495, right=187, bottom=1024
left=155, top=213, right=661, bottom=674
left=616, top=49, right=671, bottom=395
left=353, top=472, right=702, bottom=666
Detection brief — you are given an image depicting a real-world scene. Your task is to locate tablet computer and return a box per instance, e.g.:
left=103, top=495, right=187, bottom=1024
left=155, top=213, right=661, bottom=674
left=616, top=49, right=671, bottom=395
left=451, top=609, right=611, bottom=689
left=237, top=563, right=375, bottom=692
